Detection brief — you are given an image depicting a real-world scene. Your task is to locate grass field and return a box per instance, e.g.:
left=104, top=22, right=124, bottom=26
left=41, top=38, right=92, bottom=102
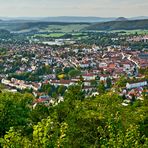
left=110, top=30, right=148, bottom=35
left=40, top=24, right=89, bottom=33
left=34, top=33, right=65, bottom=38
left=34, top=32, right=88, bottom=38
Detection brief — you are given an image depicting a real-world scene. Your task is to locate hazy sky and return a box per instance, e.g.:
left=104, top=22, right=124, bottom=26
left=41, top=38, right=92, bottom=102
left=0, top=0, right=147, bottom=17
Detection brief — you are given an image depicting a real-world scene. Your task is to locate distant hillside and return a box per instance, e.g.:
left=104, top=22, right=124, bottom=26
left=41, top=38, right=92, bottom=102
left=85, top=19, right=148, bottom=31
left=0, top=16, right=116, bottom=23
left=116, top=17, right=128, bottom=21
left=130, top=16, right=148, bottom=20
left=0, top=16, right=148, bottom=22
left=0, top=21, right=90, bottom=32
left=41, top=16, right=116, bottom=23
left=13, top=22, right=90, bottom=31
left=1, top=19, right=148, bottom=33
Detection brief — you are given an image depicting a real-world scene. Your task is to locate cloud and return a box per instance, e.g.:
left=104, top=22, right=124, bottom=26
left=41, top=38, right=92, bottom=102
left=0, top=0, right=147, bottom=17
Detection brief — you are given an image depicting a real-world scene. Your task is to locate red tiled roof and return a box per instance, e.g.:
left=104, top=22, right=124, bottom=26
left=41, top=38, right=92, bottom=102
left=51, top=80, right=71, bottom=84
left=82, top=73, right=94, bottom=77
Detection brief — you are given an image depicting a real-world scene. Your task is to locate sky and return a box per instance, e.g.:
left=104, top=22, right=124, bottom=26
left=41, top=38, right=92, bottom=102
left=0, top=0, right=147, bottom=17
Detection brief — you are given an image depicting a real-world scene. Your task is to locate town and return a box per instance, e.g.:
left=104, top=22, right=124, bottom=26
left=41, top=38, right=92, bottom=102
left=0, top=0, right=148, bottom=147
left=0, top=31, right=148, bottom=107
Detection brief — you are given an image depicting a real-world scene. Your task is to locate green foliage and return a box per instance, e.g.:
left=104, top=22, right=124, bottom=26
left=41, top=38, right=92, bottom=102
left=1, top=118, right=68, bottom=148
left=57, top=85, right=67, bottom=96
left=0, top=92, right=34, bottom=137
left=64, top=85, right=85, bottom=101
left=30, top=104, right=50, bottom=124
left=0, top=87, right=148, bottom=147
left=139, top=68, right=148, bottom=79
left=114, top=76, right=128, bottom=88
left=106, top=77, right=112, bottom=88
left=68, top=69, right=81, bottom=78
left=39, top=83, right=55, bottom=95
left=9, top=72, right=41, bottom=82
left=36, top=65, right=52, bottom=75
left=98, top=81, right=106, bottom=94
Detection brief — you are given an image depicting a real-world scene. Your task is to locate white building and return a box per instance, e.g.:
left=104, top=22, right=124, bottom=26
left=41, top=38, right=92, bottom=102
left=82, top=74, right=96, bottom=80
left=126, top=81, right=147, bottom=89
left=99, top=62, right=107, bottom=68
left=50, top=80, right=75, bottom=87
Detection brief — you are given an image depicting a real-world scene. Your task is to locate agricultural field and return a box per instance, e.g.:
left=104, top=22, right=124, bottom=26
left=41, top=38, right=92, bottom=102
left=110, top=30, right=148, bottom=35
left=40, top=24, right=89, bottom=33
left=33, top=32, right=88, bottom=39
left=34, top=33, right=65, bottom=38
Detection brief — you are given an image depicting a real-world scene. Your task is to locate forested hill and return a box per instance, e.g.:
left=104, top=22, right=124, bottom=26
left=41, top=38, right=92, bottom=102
left=85, top=19, right=148, bottom=31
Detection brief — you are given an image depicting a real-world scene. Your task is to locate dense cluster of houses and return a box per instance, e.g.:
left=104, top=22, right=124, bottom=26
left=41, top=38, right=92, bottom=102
left=1, top=42, right=148, bottom=76
left=119, top=80, right=148, bottom=106
left=1, top=78, right=41, bottom=91
left=0, top=39, right=148, bottom=106
left=127, top=35, right=148, bottom=42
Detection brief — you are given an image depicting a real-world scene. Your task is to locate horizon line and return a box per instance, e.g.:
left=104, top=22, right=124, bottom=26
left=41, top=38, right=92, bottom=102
left=0, top=15, right=148, bottom=18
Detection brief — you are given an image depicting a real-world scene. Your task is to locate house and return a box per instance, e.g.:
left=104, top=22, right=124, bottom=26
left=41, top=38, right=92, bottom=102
left=82, top=48, right=91, bottom=53
left=83, top=80, right=92, bottom=86
left=82, top=73, right=96, bottom=80
left=123, top=63, right=131, bottom=71
left=33, top=95, right=53, bottom=108
left=100, top=74, right=109, bottom=81
left=99, top=62, right=107, bottom=68
left=1, top=78, right=40, bottom=91
left=80, top=61, right=89, bottom=68
left=139, top=53, right=148, bottom=59
left=50, top=80, right=75, bottom=87
left=126, top=81, right=147, bottom=89
left=139, top=60, right=148, bottom=68
left=83, top=86, right=94, bottom=92
left=108, top=63, right=116, bottom=69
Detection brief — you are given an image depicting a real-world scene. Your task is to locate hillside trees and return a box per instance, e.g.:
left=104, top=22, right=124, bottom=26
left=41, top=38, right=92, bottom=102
left=0, top=92, right=34, bottom=137
left=0, top=86, right=148, bottom=147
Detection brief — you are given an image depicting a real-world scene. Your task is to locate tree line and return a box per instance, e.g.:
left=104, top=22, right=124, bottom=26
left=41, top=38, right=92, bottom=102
left=0, top=84, right=148, bottom=147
